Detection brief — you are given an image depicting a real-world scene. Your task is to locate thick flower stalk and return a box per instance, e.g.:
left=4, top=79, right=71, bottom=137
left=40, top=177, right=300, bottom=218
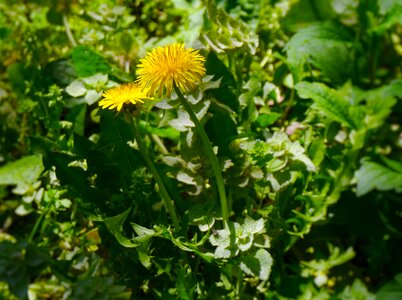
left=136, top=43, right=206, bottom=97
left=99, top=83, right=151, bottom=112
left=98, top=83, right=179, bottom=230
left=137, top=43, right=229, bottom=223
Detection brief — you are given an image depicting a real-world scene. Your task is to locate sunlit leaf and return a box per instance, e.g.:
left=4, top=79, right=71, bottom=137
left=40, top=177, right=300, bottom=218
left=295, top=81, right=356, bottom=128
left=0, top=155, right=44, bottom=195
left=355, top=158, right=402, bottom=197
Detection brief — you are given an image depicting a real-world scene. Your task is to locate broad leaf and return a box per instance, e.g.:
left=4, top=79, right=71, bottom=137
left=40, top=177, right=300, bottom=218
left=376, top=273, right=402, bottom=300
left=295, top=81, right=356, bottom=128
left=355, top=158, right=402, bottom=197
left=239, top=249, right=273, bottom=281
left=285, top=22, right=355, bottom=83
left=98, top=111, right=143, bottom=177
left=71, top=46, right=111, bottom=77
left=0, top=155, right=44, bottom=194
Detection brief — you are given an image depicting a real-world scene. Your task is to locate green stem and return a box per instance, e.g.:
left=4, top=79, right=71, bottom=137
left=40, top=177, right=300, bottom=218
left=173, top=84, right=229, bottom=224
left=28, top=212, right=46, bottom=243
left=127, top=113, right=180, bottom=230
left=62, top=14, right=77, bottom=47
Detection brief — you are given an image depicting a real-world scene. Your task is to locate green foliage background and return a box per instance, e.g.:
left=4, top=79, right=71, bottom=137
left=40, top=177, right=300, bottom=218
left=0, top=0, right=402, bottom=299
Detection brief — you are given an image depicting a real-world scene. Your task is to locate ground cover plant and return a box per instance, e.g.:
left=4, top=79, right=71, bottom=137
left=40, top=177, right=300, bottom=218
left=0, top=0, right=402, bottom=299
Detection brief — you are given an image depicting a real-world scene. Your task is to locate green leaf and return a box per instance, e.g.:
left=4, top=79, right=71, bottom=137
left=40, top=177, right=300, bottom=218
left=295, top=81, right=356, bottom=128
left=7, top=63, right=27, bottom=96
left=41, top=147, right=106, bottom=206
left=0, top=241, right=48, bottom=300
left=338, top=279, right=375, bottom=300
left=205, top=108, right=237, bottom=156
left=103, top=208, right=139, bottom=248
left=376, top=273, right=402, bottom=300
left=0, top=155, right=44, bottom=195
left=66, top=80, right=86, bottom=97
left=255, top=113, right=281, bottom=127
left=285, top=22, right=355, bottom=83
left=384, top=79, right=402, bottom=98
left=382, top=156, right=402, bottom=173
left=130, top=224, right=159, bottom=269
left=205, top=52, right=236, bottom=88
left=379, top=0, right=401, bottom=14
left=301, top=245, right=355, bottom=273
left=45, top=59, right=78, bottom=86
left=98, top=111, right=142, bottom=176
left=202, top=0, right=258, bottom=54
left=177, top=266, right=193, bottom=300
left=239, top=249, right=273, bottom=281
left=139, top=121, right=180, bottom=140
left=67, top=104, right=87, bottom=136
left=67, top=276, right=131, bottom=300
left=209, top=226, right=235, bottom=259
left=362, top=90, right=396, bottom=130
left=355, top=158, right=402, bottom=197
left=71, top=46, right=111, bottom=77
left=372, top=5, right=402, bottom=34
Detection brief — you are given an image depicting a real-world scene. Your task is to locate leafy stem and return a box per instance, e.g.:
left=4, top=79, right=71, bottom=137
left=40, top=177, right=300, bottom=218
left=126, top=112, right=180, bottom=230
left=173, top=83, right=229, bottom=224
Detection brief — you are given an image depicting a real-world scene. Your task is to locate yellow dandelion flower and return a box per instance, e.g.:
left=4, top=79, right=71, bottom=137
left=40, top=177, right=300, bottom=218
left=136, top=43, right=206, bottom=97
left=98, top=83, right=151, bottom=112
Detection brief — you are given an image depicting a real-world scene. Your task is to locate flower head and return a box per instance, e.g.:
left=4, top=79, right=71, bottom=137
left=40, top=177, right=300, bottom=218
left=136, top=43, right=206, bottom=97
left=98, top=83, right=151, bottom=112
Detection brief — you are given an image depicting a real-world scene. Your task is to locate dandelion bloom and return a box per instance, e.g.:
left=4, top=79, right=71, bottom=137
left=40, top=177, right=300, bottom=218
left=98, top=83, right=151, bottom=112
left=137, top=43, right=206, bottom=97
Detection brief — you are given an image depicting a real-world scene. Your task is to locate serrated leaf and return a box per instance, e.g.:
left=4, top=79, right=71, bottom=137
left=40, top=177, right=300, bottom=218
left=295, top=81, right=355, bottom=128
left=169, top=101, right=211, bottom=131
left=103, top=208, right=139, bottom=248
left=169, top=108, right=194, bottom=131
left=239, top=249, right=273, bottom=281
left=288, top=142, right=317, bottom=172
left=355, top=158, right=402, bottom=197
left=202, top=0, right=258, bottom=54
left=201, top=75, right=221, bottom=91
left=267, top=170, right=297, bottom=192
left=243, top=217, right=265, bottom=235
left=352, top=85, right=397, bottom=130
